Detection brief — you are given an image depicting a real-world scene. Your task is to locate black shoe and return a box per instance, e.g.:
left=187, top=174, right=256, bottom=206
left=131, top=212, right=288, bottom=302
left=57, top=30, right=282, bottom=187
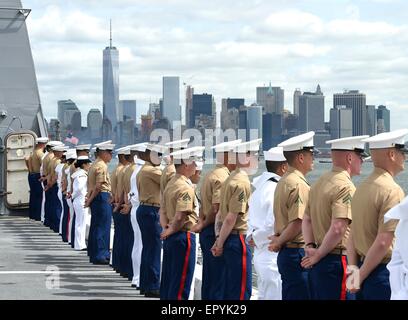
left=144, top=290, right=160, bottom=298
left=93, top=260, right=109, bottom=265
left=131, top=284, right=137, bottom=288
left=140, top=289, right=145, bottom=295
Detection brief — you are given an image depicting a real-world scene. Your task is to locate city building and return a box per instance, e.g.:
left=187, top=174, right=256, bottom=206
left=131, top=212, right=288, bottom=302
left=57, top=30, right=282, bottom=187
left=118, top=118, right=135, bottom=146
left=162, top=76, right=180, bottom=128
left=333, top=90, right=366, bottom=136
left=141, top=115, right=153, bottom=141
left=190, top=93, right=215, bottom=129
left=57, top=99, right=81, bottom=136
left=377, top=105, right=390, bottom=133
left=48, top=119, right=61, bottom=141
left=314, top=130, right=331, bottom=155
left=120, top=100, right=136, bottom=122
left=256, top=83, right=284, bottom=114
left=247, top=104, right=263, bottom=142
left=293, top=88, right=301, bottom=116
left=221, top=108, right=240, bottom=132
left=185, top=85, right=194, bottom=128
left=329, top=105, right=352, bottom=139
left=298, top=85, right=325, bottom=133
left=87, top=108, right=103, bottom=142
left=149, top=102, right=161, bottom=121
left=366, top=105, right=377, bottom=137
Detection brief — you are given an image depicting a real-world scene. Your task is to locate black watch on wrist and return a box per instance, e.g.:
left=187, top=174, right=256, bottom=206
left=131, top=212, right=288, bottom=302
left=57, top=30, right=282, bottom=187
left=306, top=242, right=318, bottom=248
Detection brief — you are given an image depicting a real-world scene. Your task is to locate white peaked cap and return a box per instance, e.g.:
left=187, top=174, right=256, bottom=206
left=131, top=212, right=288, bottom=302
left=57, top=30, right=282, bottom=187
left=47, top=140, right=64, bottom=147
left=233, top=139, right=262, bottom=153
left=36, top=137, right=49, bottom=144
left=146, top=143, right=168, bottom=154
left=116, top=147, right=131, bottom=155
left=130, top=143, right=148, bottom=152
left=362, top=129, right=408, bottom=150
left=52, top=145, right=69, bottom=152
left=326, top=135, right=369, bottom=151
left=77, top=156, right=91, bottom=161
left=66, top=149, right=77, bottom=160
left=211, top=139, right=242, bottom=153
left=195, top=160, right=204, bottom=171
left=94, top=140, right=112, bottom=147
left=170, top=146, right=205, bottom=161
left=278, top=131, right=315, bottom=152
left=264, top=147, right=286, bottom=162
left=165, top=138, right=190, bottom=149
left=75, top=144, right=91, bottom=151
left=97, top=144, right=115, bottom=151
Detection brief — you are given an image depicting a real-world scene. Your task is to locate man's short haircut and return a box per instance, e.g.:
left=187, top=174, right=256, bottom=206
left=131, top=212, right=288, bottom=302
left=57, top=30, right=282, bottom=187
left=266, top=160, right=287, bottom=173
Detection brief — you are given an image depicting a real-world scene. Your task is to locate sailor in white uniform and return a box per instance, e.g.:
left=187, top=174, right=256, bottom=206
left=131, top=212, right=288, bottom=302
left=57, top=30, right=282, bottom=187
left=71, top=156, right=92, bottom=251
left=247, top=147, right=287, bottom=300
left=128, top=143, right=148, bottom=289
left=56, top=149, right=68, bottom=235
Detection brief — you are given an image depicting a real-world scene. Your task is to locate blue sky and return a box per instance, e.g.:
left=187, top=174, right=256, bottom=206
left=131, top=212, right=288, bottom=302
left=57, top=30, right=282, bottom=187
left=24, top=0, right=408, bottom=129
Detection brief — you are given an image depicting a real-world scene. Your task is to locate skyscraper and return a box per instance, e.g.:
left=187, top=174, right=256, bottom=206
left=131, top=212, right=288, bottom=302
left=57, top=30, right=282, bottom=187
left=87, top=109, right=103, bottom=142
left=185, top=85, right=194, bottom=127
left=191, top=93, right=214, bottom=128
left=377, top=105, right=390, bottom=133
left=366, top=105, right=377, bottom=137
left=298, top=85, right=325, bottom=133
left=103, top=20, right=119, bottom=130
left=293, top=88, right=302, bottom=116
left=247, top=104, right=263, bottom=142
left=256, top=83, right=284, bottom=114
left=333, top=90, right=366, bottom=136
left=120, top=100, right=137, bottom=122
left=162, top=76, right=180, bottom=128
left=329, top=105, right=352, bottom=139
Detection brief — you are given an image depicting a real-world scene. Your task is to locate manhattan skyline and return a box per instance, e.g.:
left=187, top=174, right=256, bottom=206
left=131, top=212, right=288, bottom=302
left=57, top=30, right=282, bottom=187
left=24, top=0, right=408, bottom=129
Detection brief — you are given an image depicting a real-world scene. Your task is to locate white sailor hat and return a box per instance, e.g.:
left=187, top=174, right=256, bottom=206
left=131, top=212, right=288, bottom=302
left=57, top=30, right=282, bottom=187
left=278, top=131, right=315, bottom=152
left=96, top=144, right=115, bottom=151
left=211, top=139, right=242, bottom=153
left=75, top=144, right=91, bottom=151
left=264, top=147, right=286, bottom=162
left=47, top=140, right=64, bottom=147
left=66, top=149, right=77, bottom=160
left=52, top=145, right=69, bottom=152
left=165, top=138, right=190, bottom=150
left=77, top=156, right=92, bottom=162
left=116, top=147, right=130, bottom=155
left=362, top=129, right=408, bottom=152
left=36, top=137, right=49, bottom=144
left=195, top=160, right=204, bottom=171
left=170, top=146, right=205, bottom=162
left=94, top=140, right=113, bottom=147
left=234, top=139, right=262, bottom=154
left=326, top=135, right=369, bottom=156
left=146, top=143, right=168, bottom=154
left=130, top=143, right=148, bottom=152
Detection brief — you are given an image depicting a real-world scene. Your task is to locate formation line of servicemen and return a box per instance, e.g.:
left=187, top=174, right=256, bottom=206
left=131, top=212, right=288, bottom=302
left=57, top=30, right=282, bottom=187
left=25, top=128, right=408, bottom=300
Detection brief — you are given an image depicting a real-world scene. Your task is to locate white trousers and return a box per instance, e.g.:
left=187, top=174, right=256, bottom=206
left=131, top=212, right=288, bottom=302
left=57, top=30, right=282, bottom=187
left=67, top=198, right=74, bottom=243
left=73, top=197, right=88, bottom=250
left=58, top=188, right=64, bottom=234
left=130, top=201, right=143, bottom=286
left=253, top=246, right=282, bottom=300
left=188, top=240, right=199, bottom=300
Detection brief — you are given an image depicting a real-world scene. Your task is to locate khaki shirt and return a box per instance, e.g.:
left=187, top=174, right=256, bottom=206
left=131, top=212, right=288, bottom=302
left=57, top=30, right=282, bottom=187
left=351, top=167, right=404, bottom=260
left=306, top=167, right=354, bottom=250
left=162, top=173, right=198, bottom=231
left=116, top=164, right=130, bottom=199
left=219, top=168, right=251, bottom=233
left=30, top=148, right=44, bottom=173
left=88, top=158, right=111, bottom=193
left=274, top=166, right=310, bottom=243
left=160, top=163, right=176, bottom=196
left=42, top=152, right=54, bottom=176
left=200, top=164, right=230, bottom=219
left=111, top=163, right=124, bottom=196
left=123, top=163, right=136, bottom=194
left=137, top=161, right=162, bottom=206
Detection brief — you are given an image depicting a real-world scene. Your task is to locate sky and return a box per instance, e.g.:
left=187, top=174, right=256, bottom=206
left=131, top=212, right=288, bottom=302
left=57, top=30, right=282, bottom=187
left=23, top=0, right=408, bottom=129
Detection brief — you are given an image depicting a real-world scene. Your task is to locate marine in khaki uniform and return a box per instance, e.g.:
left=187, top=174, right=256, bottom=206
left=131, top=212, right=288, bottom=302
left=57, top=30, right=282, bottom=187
left=85, top=143, right=115, bottom=265
left=159, top=146, right=204, bottom=300
left=347, top=130, right=408, bottom=300
left=109, top=147, right=128, bottom=271
left=212, top=139, right=262, bottom=300
left=301, top=136, right=369, bottom=300
left=268, top=131, right=316, bottom=300
left=192, top=139, right=241, bottom=300
left=136, top=143, right=166, bottom=298
left=27, top=137, right=48, bottom=221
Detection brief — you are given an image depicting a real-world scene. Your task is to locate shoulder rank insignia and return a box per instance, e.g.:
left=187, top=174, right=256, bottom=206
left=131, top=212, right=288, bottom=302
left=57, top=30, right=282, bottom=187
left=238, top=191, right=245, bottom=203
left=342, top=193, right=352, bottom=204
left=295, top=196, right=303, bottom=205
left=181, top=192, right=192, bottom=202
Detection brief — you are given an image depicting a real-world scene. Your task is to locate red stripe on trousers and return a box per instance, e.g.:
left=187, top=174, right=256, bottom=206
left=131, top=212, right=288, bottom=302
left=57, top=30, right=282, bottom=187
left=239, top=235, right=247, bottom=300
left=177, top=232, right=191, bottom=300
left=340, top=255, right=347, bottom=300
